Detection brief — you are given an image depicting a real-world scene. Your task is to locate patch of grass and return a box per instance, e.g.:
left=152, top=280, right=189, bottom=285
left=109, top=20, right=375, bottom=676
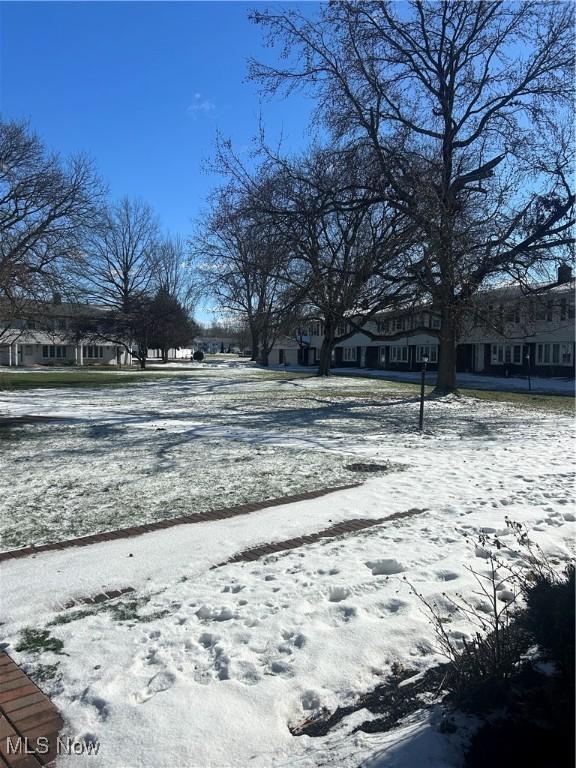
left=464, top=389, right=574, bottom=412
left=15, top=628, right=65, bottom=655
left=0, top=368, right=312, bottom=390
left=107, top=596, right=170, bottom=623
left=30, top=662, right=61, bottom=683
left=0, top=371, right=173, bottom=390
left=47, top=608, right=96, bottom=626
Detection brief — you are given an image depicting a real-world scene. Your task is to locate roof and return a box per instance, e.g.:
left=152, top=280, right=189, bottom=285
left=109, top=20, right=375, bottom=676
left=0, top=299, right=111, bottom=319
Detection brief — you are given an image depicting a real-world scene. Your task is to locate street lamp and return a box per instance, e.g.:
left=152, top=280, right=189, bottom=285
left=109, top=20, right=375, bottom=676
left=419, top=353, right=429, bottom=432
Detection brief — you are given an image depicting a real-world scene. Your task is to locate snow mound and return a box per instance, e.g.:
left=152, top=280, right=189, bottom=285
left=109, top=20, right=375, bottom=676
left=366, top=558, right=405, bottom=575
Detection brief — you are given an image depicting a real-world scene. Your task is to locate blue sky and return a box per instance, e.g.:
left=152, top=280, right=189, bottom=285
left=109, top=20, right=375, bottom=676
left=0, top=1, right=317, bottom=239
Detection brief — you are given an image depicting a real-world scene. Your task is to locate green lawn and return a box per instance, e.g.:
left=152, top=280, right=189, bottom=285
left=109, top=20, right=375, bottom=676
left=0, top=370, right=165, bottom=390
left=463, top=388, right=575, bottom=412
left=0, top=367, right=312, bottom=391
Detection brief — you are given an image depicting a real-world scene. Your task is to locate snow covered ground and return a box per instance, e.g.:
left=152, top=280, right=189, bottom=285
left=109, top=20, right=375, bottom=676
left=0, top=364, right=574, bottom=767
left=0, top=371, right=410, bottom=549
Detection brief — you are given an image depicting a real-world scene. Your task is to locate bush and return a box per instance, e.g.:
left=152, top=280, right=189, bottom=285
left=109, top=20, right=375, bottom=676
left=193, top=350, right=204, bottom=361
left=523, top=565, right=575, bottom=679
left=410, top=555, right=529, bottom=710
left=413, top=523, right=574, bottom=712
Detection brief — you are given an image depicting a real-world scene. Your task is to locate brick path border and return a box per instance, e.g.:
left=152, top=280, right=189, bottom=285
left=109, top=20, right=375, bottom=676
left=214, top=507, right=428, bottom=567
left=0, top=484, right=362, bottom=563
left=0, top=652, right=63, bottom=767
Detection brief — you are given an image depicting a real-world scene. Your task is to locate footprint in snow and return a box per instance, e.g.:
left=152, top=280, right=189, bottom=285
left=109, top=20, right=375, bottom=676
left=301, top=690, right=321, bottom=711
left=436, top=570, right=460, bottom=582
left=196, top=605, right=234, bottom=622
left=268, top=660, right=293, bottom=677
left=134, top=670, right=176, bottom=703
left=381, top=598, right=408, bottom=614
left=328, top=586, right=350, bottom=602
left=336, top=605, right=357, bottom=622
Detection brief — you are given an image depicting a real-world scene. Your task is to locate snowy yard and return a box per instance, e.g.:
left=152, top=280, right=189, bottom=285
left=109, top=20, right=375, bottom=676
left=0, top=363, right=574, bottom=767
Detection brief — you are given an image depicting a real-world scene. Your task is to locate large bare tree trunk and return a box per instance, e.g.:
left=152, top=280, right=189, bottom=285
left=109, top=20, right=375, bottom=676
left=317, top=332, right=335, bottom=376
left=435, top=304, right=458, bottom=394
left=250, top=331, right=259, bottom=361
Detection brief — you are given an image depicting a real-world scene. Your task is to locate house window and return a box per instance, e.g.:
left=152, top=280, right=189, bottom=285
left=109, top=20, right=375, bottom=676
left=416, top=345, right=438, bottom=363
left=491, top=344, right=503, bottom=364
left=495, top=305, right=504, bottom=333
left=309, top=321, right=320, bottom=337
left=546, top=301, right=553, bottom=322
left=536, top=344, right=551, bottom=364
left=394, top=317, right=404, bottom=331
left=491, top=344, right=522, bottom=365
left=84, top=345, right=104, bottom=359
left=390, top=346, right=409, bottom=363
left=430, top=315, right=441, bottom=329
left=560, top=344, right=573, bottom=365
left=379, top=347, right=387, bottom=361
left=336, top=322, right=347, bottom=337
left=535, top=343, right=573, bottom=365
left=342, top=347, right=356, bottom=362
left=42, top=345, right=67, bottom=359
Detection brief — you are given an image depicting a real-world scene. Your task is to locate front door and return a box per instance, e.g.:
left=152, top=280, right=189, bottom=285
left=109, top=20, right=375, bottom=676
left=365, top=347, right=379, bottom=368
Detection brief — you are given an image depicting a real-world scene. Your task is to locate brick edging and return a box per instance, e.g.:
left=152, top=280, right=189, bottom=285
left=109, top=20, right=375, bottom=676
left=0, top=652, right=63, bottom=767
left=214, top=507, right=428, bottom=567
left=0, top=484, right=362, bottom=563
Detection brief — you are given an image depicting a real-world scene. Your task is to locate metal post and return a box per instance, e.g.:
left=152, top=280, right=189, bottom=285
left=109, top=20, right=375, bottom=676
left=419, top=355, right=428, bottom=432
left=526, top=352, right=531, bottom=391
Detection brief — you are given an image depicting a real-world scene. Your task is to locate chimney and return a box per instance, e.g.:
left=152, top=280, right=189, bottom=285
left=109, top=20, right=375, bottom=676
left=557, top=264, right=572, bottom=285
left=52, top=292, right=62, bottom=305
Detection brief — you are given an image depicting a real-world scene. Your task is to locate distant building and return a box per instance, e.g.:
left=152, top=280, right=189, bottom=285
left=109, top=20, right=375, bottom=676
left=272, top=266, right=575, bottom=378
left=194, top=337, right=240, bottom=354
left=0, top=298, right=132, bottom=367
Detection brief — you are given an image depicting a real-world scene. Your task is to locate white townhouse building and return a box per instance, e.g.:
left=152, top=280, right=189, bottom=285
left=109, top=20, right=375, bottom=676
left=272, top=266, right=575, bottom=379
left=0, top=298, right=132, bottom=367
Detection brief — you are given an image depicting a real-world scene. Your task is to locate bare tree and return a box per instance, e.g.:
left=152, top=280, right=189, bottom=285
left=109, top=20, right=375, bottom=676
left=150, top=234, right=200, bottom=314
left=250, top=1, right=575, bottom=391
left=256, top=146, right=414, bottom=374
left=76, top=197, right=160, bottom=367
left=81, top=196, right=159, bottom=312
left=193, top=186, right=300, bottom=365
left=0, top=119, right=105, bottom=339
